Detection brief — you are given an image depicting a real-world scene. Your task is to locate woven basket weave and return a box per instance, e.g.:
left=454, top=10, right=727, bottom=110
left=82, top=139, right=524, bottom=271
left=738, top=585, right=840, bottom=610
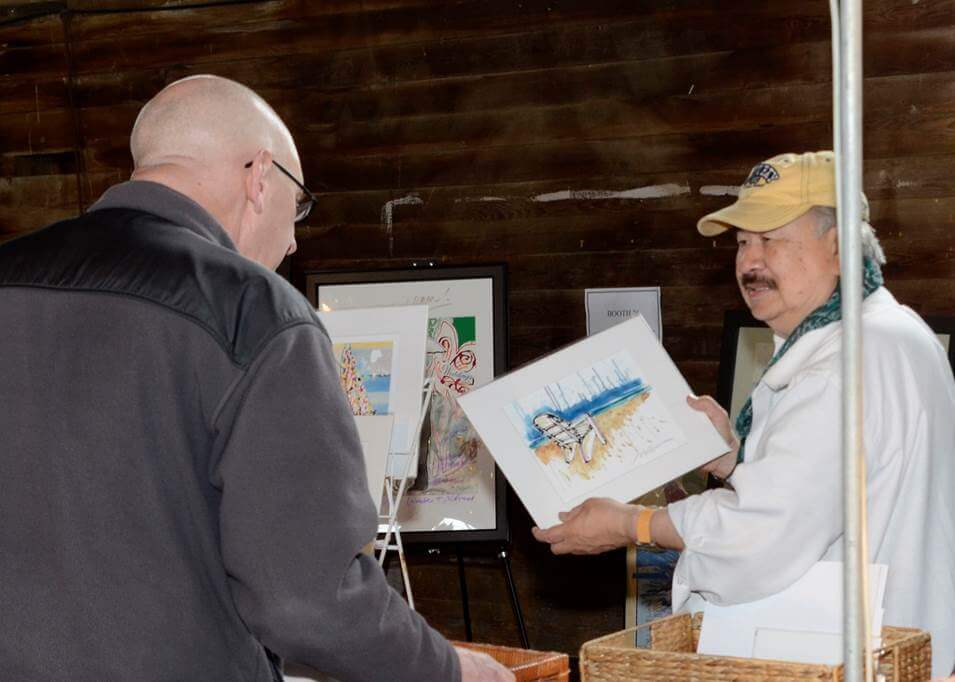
left=579, top=612, right=932, bottom=681
left=454, top=640, right=570, bottom=681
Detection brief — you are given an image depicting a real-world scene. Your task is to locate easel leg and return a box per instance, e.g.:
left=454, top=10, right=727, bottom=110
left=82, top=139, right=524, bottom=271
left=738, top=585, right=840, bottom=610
left=377, top=467, right=415, bottom=609
left=456, top=544, right=473, bottom=642
left=396, top=522, right=414, bottom=610
left=499, top=548, right=529, bottom=649
left=382, top=377, right=430, bottom=610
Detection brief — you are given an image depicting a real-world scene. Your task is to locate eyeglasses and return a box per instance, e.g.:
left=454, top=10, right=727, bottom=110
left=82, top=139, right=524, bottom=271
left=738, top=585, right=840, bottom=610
left=244, top=159, right=318, bottom=223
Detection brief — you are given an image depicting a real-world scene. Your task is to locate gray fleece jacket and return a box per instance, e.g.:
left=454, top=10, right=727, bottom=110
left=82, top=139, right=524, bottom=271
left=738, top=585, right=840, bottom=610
left=0, top=181, right=458, bottom=682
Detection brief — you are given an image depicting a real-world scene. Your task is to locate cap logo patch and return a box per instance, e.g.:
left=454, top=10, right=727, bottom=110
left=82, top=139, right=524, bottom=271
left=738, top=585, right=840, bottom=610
left=742, top=163, right=780, bottom=187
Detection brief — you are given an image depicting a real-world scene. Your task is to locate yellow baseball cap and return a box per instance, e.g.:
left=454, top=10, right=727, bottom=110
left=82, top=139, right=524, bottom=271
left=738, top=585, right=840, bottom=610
left=697, top=151, right=859, bottom=236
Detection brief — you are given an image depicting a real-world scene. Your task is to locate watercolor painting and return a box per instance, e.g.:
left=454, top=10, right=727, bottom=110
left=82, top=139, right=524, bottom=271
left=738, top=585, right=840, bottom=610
left=505, top=351, right=687, bottom=500
left=408, top=316, right=486, bottom=498
left=332, top=340, right=394, bottom=415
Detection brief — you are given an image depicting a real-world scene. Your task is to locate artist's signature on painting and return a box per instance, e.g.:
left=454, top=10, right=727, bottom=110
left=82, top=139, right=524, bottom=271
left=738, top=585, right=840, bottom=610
left=397, top=288, right=454, bottom=308
left=408, top=494, right=476, bottom=504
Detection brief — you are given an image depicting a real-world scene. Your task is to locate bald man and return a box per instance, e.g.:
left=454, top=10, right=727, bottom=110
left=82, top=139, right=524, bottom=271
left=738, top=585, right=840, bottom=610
left=0, top=76, right=512, bottom=682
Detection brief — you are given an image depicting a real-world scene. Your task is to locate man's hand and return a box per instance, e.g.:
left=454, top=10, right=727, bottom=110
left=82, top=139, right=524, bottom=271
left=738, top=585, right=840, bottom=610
left=687, top=395, right=739, bottom=479
left=456, top=647, right=515, bottom=682
left=531, top=497, right=640, bottom=555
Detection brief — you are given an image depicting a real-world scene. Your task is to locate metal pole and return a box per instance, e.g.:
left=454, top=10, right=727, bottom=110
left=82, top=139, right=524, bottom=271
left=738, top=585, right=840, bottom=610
left=837, top=0, right=866, bottom=680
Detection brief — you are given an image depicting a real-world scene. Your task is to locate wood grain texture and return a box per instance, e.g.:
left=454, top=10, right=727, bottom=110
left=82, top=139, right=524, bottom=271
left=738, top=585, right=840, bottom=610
left=2, top=0, right=955, bottom=667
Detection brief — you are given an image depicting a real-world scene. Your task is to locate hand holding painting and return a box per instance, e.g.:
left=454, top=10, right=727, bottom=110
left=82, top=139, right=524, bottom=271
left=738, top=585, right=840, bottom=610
left=531, top=498, right=644, bottom=554
left=686, top=395, right=739, bottom=480
left=531, top=497, right=692, bottom=555
left=531, top=395, right=739, bottom=555
left=459, top=316, right=729, bottom=531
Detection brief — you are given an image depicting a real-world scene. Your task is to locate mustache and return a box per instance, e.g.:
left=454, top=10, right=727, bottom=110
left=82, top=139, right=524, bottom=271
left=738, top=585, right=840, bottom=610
left=740, top=273, right=777, bottom=288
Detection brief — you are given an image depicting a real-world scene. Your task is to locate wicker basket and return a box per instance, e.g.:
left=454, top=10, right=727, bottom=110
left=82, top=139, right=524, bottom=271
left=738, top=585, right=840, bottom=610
left=454, top=640, right=570, bottom=681
left=579, top=613, right=932, bottom=681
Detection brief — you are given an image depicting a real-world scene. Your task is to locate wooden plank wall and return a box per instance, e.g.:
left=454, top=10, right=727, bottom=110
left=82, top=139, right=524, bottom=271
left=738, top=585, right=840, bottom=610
left=3, top=0, right=955, bottom=666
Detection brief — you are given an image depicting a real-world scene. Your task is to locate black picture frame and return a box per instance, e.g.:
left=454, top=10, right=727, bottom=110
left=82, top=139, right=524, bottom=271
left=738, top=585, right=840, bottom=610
left=716, top=310, right=955, bottom=418
left=715, top=309, right=766, bottom=417
left=923, top=315, right=955, bottom=375
left=305, top=264, right=509, bottom=545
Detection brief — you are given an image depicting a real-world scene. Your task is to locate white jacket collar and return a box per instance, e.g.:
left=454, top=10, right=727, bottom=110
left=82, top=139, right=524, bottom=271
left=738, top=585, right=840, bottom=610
left=761, top=287, right=894, bottom=391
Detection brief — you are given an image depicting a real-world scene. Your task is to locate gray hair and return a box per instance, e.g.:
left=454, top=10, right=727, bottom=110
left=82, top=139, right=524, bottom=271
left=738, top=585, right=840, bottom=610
left=809, top=205, right=886, bottom=265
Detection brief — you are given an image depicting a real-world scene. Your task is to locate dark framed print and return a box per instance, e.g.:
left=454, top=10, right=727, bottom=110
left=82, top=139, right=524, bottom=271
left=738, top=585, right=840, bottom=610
left=715, top=310, right=771, bottom=422
left=924, top=315, right=955, bottom=374
left=716, top=310, right=955, bottom=421
left=306, top=265, right=509, bottom=545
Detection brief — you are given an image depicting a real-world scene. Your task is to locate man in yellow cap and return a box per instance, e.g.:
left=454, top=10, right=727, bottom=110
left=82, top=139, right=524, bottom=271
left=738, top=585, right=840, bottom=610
left=533, top=151, right=955, bottom=677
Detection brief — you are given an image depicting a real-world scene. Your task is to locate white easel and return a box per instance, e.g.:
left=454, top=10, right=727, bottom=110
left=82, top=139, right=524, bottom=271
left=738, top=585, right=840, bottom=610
left=374, top=378, right=434, bottom=610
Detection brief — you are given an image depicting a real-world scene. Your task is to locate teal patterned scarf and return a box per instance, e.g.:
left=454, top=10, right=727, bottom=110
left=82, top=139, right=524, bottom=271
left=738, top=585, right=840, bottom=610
left=734, top=258, right=884, bottom=464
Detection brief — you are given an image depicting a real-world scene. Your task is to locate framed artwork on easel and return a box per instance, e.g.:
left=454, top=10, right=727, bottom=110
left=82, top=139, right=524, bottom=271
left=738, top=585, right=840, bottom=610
left=306, top=264, right=509, bottom=545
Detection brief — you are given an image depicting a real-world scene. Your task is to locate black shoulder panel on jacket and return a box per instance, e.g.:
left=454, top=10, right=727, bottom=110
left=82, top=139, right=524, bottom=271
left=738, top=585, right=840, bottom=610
left=0, top=208, right=320, bottom=367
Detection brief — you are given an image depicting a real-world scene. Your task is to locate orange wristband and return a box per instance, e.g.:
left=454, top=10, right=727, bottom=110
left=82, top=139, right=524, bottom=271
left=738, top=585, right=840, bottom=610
left=636, top=508, right=655, bottom=545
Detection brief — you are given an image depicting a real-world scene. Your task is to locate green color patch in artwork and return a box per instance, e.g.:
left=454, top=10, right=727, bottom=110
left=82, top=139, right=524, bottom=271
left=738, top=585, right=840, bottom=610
left=452, top=316, right=476, bottom=344
left=428, top=316, right=476, bottom=345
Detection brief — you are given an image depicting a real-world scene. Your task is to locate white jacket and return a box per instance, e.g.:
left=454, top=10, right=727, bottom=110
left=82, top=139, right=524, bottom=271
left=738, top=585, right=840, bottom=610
left=667, top=288, right=955, bottom=677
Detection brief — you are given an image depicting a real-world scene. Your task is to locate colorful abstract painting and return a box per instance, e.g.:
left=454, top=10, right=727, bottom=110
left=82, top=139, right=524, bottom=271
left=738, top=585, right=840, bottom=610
left=332, top=340, right=394, bottom=415
left=504, top=351, right=686, bottom=500
left=312, top=269, right=505, bottom=539
left=408, top=317, right=484, bottom=497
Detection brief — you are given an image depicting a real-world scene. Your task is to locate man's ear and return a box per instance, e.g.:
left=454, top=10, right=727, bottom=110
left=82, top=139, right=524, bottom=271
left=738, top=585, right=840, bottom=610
left=827, top=226, right=839, bottom=255
left=243, top=149, right=274, bottom=215
left=824, top=224, right=841, bottom=274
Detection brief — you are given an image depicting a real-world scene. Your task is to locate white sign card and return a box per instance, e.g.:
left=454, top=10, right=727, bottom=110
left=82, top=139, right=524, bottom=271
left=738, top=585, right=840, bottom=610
left=353, top=415, right=394, bottom=503
left=585, top=287, right=662, bottom=340
left=458, top=315, right=726, bottom=528
left=317, top=306, right=428, bottom=467
left=697, top=561, right=888, bottom=665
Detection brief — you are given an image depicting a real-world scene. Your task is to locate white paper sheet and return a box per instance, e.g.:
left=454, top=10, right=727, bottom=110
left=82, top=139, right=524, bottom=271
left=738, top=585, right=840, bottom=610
left=585, top=287, right=662, bottom=339
left=697, top=561, right=888, bottom=665
left=317, top=305, right=428, bottom=460
left=353, top=415, right=394, bottom=503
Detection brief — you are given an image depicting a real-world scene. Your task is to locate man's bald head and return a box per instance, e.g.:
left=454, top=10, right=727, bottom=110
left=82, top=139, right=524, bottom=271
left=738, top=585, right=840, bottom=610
left=131, top=75, right=298, bottom=173
left=128, top=75, right=303, bottom=271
